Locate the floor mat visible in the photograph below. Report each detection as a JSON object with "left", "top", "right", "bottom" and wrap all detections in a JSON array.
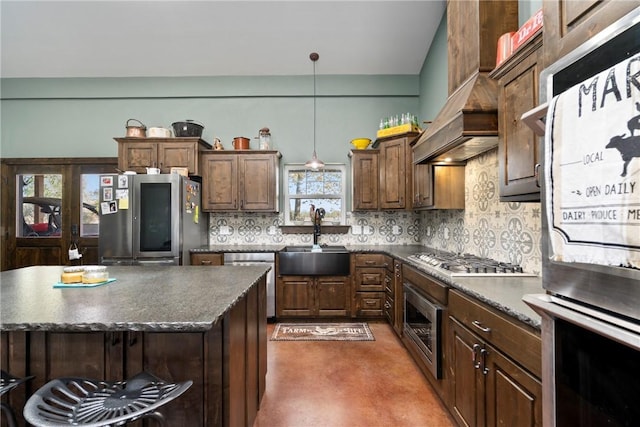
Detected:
[{"left": 270, "top": 322, "right": 375, "bottom": 341}]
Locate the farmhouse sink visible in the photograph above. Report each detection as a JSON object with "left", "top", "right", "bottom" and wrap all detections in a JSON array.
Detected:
[
  {"left": 278, "top": 246, "right": 350, "bottom": 276},
  {"left": 282, "top": 245, "right": 348, "bottom": 253}
]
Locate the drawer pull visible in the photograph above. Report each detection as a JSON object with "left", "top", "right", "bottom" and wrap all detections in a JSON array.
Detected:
[
  {"left": 364, "top": 300, "right": 377, "bottom": 306},
  {"left": 472, "top": 320, "right": 491, "bottom": 333},
  {"left": 201, "top": 260, "right": 212, "bottom": 265},
  {"left": 364, "top": 260, "right": 376, "bottom": 265}
]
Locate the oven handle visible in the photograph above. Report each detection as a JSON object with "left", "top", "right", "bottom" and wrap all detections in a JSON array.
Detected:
[{"left": 524, "top": 294, "right": 640, "bottom": 351}]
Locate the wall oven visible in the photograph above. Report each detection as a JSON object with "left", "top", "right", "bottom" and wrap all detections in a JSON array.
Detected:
[
  {"left": 524, "top": 7, "right": 640, "bottom": 427},
  {"left": 403, "top": 282, "right": 443, "bottom": 380}
]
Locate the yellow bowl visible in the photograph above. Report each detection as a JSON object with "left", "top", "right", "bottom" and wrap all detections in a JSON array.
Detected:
[{"left": 351, "top": 138, "right": 371, "bottom": 150}]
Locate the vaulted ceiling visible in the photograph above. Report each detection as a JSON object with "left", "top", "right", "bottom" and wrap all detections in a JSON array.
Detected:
[{"left": 1, "top": 1, "right": 446, "bottom": 78}]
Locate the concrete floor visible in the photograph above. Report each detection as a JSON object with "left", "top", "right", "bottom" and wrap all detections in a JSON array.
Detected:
[{"left": 253, "top": 322, "right": 456, "bottom": 427}]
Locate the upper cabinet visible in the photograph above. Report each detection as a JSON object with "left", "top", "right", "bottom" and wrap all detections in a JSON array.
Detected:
[
  {"left": 351, "top": 149, "right": 380, "bottom": 211},
  {"left": 543, "top": 1, "right": 638, "bottom": 65},
  {"left": 200, "top": 151, "right": 280, "bottom": 212},
  {"left": 115, "top": 137, "right": 212, "bottom": 175},
  {"left": 491, "top": 31, "right": 543, "bottom": 202},
  {"left": 413, "top": 162, "right": 465, "bottom": 210},
  {"left": 351, "top": 133, "right": 417, "bottom": 211}
]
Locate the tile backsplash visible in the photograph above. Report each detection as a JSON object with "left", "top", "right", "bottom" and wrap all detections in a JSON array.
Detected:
[{"left": 207, "top": 148, "right": 542, "bottom": 274}]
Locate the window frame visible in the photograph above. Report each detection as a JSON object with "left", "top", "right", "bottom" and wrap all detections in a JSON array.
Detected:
[{"left": 282, "top": 163, "right": 347, "bottom": 226}]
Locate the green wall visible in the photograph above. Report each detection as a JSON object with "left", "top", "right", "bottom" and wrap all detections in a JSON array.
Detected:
[
  {"left": 1, "top": 0, "right": 539, "bottom": 162},
  {"left": 0, "top": 75, "right": 419, "bottom": 162}
]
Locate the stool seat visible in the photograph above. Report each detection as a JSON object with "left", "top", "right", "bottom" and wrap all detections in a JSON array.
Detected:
[
  {"left": 1, "top": 371, "right": 34, "bottom": 427},
  {"left": 0, "top": 370, "right": 34, "bottom": 396},
  {"left": 24, "top": 371, "right": 192, "bottom": 427}
]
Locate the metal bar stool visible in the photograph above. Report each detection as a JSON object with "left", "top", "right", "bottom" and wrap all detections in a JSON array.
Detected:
[
  {"left": 1, "top": 370, "right": 34, "bottom": 427},
  {"left": 23, "top": 371, "right": 192, "bottom": 427}
]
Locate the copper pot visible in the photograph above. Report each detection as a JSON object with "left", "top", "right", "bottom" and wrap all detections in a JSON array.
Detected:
[
  {"left": 232, "top": 137, "right": 250, "bottom": 150},
  {"left": 125, "top": 119, "right": 146, "bottom": 138}
]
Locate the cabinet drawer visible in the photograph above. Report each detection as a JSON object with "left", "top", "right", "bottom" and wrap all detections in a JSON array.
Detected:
[
  {"left": 355, "top": 253, "right": 389, "bottom": 267},
  {"left": 354, "top": 292, "right": 385, "bottom": 317},
  {"left": 402, "top": 264, "right": 448, "bottom": 306},
  {"left": 190, "top": 253, "right": 224, "bottom": 266},
  {"left": 355, "top": 268, "right": 385, "bottom": 291},
  {"left": 449, "top": 290, "right": 541, "bottom": 377}
]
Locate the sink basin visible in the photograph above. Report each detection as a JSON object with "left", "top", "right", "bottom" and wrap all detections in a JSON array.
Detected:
[{"left": 278, "top": 246, "right": 350, "bottom": 275}]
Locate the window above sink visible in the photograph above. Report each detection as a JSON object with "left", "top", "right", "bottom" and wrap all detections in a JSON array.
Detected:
[{"left": 283, "top": 164, "right": 346, "bottom": 226}]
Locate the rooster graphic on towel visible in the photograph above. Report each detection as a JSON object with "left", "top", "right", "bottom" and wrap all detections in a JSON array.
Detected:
[{"left": 545, "top": 52, "right": 640, "bottom": 268}]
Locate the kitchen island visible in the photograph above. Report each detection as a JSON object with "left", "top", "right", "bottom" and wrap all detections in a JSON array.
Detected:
[{"left": 0, "top": 265, "right": 269, "bottom": 427}]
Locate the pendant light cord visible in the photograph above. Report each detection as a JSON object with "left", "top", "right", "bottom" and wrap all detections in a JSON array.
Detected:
[
  {"left": 306, "top": 52, "right": 323, "bottom": 169},
  {"left": 313, "top": 58, "right": 317, "bottom": 155}
]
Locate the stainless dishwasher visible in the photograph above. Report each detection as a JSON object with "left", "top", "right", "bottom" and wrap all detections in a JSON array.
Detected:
[{"left": 223, "top": 252, "right": 275, "bottom": 318}]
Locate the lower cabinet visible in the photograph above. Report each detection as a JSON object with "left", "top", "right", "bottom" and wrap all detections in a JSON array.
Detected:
[
  {"left": 352, "top": 253, "right": 390, "bottom": 318},
  {"left": 276, "top": 275, "right": 351, "bottom": 317},
  {"left": 448, "top": 290, "right": 542, "bottom": 427}
]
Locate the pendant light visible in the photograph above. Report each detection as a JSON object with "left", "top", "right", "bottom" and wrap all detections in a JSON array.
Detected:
[{"left": 305, "top": 52, "right": 325, "bottom": 169}]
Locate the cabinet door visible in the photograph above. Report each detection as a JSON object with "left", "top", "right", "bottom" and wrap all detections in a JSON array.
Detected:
[
  {"left": 118, "top": 142, "right": 158, "bottom": 173},
  {"left": 499, "top": 49, "right": 541, "bottom": 201},
  {"left": 485, "top": 344, "right": 542, "bottom": 427},
  {"left": 449, "top": 318, "right": 485, "bottom": 427},
  {"left": 276, "top": 275, "right": 314, "bottom": 317},
  {"left": 413, "top": 162, "right": 433, "bottom": 208},
  {"left": 202, "top": 154, "right": 238, "bottom": 211},
  {"left": 158, "top": 142, "right": 198, "bottom": 174},
  {"left": 351, "top": 150, "right": 379, "bottom": 210},
  {"left": 543, "top": 0, "right": 637, "bottom": 64},
  {"left": 238, "top": 154, "right": 277, "bottom": 211},
  {"left": 316, "top": 276, "right": 350, "bottom": 317},
  {"left": 379, "top": 138, "right": 408, "bottom": 209},
  {"left": 191, "top": 253, "right": 224, "bottom": 266}
]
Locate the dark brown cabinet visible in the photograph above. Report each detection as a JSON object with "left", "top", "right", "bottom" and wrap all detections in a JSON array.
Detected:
[
  {"left": 276, "top": 274, "right": 351, "bottom": 318},
  {"left": 350, "top": 149, "right": 379, "bottom": 210},
  {"left": 413, "top": 162, "right": 465, "bottom": 209},
  {"left": 352, "top": 253, "right": 391, "bottom": 317},
  {"left": 351, "top": 133, "right": 417, "bottom": 211},
  {"left": 200, "top": 151, "right": 280, "bottom": 212},
  {"left": 379, "top": 136, "right": 413, "bottom": 209},
  {"left": 190, "top": 252, "right": 224, "bottom": 266},
  {"left": 115, "top": 137, "right": 211, "bottom": 175},
  {"left": 542, "top": 0, "right": 638, "bottom": 65},
  {"left": 491, "top": 31, "right": 543, "bottom": 202},
  {"left": 448, "top": 290, "right": 542, "bottom": 427}
]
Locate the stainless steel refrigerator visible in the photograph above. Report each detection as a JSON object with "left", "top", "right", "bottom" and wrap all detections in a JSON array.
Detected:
[{"left": 98, "top": 174, "right": 207, "bottom": 265}]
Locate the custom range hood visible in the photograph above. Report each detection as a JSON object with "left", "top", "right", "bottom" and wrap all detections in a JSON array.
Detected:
[{"left": 413, "top": 0, "right": 518, "bottom": 164}]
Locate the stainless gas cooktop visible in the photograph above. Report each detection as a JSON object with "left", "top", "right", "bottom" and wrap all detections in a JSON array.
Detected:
[{"left": 408, "top": 251, "right": 537, "bottom": 277}]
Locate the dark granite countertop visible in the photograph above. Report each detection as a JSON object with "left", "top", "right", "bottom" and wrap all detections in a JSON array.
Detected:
[
  {"left": 346, "top": 245, "right": 543, "bottom": 329},
  {"left": 0, "top": 265, "right": 270, "bottom": 332},
  {"left": 193, "top": 244, "right": 543, "bottom": 328}
]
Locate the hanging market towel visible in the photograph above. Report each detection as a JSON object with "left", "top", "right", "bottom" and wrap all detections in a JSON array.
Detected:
[{"left": 544, "top": 52, "right": 640, "bottom": 269}]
